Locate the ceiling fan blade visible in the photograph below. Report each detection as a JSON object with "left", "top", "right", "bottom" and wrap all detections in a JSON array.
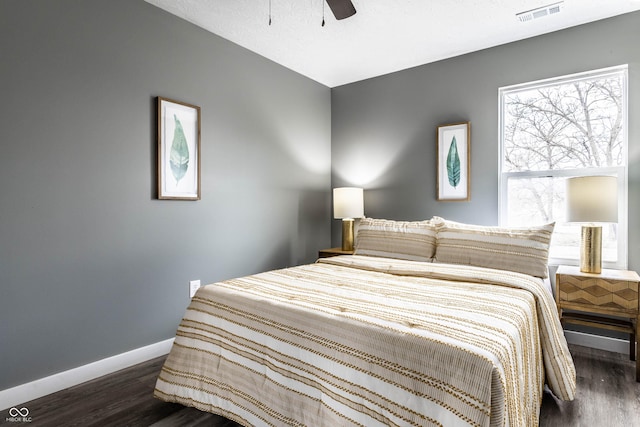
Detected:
[{"left": 325, "top": 0, "right": 356, "bottom": 20}]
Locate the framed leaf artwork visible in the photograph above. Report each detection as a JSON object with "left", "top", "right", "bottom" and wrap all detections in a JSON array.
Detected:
[
  {"left": 436, "top": 122, "right": 470, "bottom": 201},
  {"left": 157, "top": 97, "right": 201, "bottom": 200}
]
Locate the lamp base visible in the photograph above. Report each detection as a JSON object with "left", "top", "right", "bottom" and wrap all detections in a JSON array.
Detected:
[
  {"left": 580, "top": 225, "right": 602, "bottom": 274},
  {"left": 341, "top": 219, "right": 355, "bottom": 252}
]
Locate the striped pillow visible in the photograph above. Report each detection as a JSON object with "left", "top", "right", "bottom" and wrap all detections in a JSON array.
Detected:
[
  {"left": 432, "top": 216, "right": 554, "bottom": 278},
  {"left": 355, "top": 218, "right": 436, "bottom": 262}
]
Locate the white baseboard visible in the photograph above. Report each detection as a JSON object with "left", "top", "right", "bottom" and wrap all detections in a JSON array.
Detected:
[
  {"left": 564, "top": 330, "right": 630, "bottom": 354},
  {"left": 0, "top": 338, "right": 174, "bottom": 411}
]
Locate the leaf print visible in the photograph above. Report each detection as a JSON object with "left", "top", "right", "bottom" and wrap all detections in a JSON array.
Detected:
[
  {"left": 170, "top": 114, "right": 189, "bottom": 184},
  {"left": 446, "top": 136, "right": 461, "bottom": 188}
]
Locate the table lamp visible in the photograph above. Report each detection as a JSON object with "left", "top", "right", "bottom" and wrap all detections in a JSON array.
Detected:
[
  {"left": 333, "top": 187, "right": 364, "bottom": 251},
  {"left": 566, "top": 176, "right": 618, "bottom": 274}
]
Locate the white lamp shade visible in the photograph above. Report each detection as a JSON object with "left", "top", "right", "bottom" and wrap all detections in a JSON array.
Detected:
[
  {"left": 333, "top": 187, "right": 364, "bottom": 219},
  {"left": 566, "top": 176, "right": 618, "bottom": 223}
]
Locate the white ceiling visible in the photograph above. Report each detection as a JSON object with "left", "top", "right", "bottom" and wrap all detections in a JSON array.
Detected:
[{"left": 145, "top": 0, "right": 640, "bottom": 88}]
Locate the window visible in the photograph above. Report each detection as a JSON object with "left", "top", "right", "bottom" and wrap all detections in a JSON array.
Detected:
[{"left": 499, "top": 65, "right": 628, "bottom": 268}]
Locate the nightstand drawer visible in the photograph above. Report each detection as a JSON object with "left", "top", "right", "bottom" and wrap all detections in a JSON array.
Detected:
[
  {"left": 318, "top": 247, "right": 355, "bottom": 258},
  {"left": 557, "top": 273, "right": 639, "bottom": 315}
]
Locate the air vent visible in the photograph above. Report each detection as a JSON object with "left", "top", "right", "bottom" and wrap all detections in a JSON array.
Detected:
[{"left": 517, "top": 2, "right": 563, "bottom": 23}]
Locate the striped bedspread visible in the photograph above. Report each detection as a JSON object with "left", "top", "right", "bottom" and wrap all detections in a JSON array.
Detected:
[{"left": 154, "top": 255, "right": 576, "bottom": 426}]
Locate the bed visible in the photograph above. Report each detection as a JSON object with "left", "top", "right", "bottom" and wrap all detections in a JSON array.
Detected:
[{"left": 154, "top": 217, "right": 576, "bottom": 426}]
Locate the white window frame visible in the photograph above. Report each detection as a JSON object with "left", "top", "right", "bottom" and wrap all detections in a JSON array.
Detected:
[{"left": 498, "top": 65, "right": 628, "bottom": 269}]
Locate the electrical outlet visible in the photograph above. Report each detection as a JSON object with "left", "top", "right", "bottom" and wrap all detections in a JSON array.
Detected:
[{"left": 189, "top": 280, "right": 201, "bottom": 298}]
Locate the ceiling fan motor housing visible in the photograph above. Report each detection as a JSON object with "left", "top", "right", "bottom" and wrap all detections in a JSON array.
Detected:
[{"left": 326, "top": 0, "right": 356, "bottom": 20}]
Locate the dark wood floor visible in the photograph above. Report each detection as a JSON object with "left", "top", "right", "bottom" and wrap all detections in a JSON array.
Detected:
[{"left": 4, "top": 344, "right": 638, "bottom": 426}]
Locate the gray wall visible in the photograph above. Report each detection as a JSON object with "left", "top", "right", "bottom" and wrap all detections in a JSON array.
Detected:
[
  {"left": 0, "top": 0, "right": 331, "bottom": 390},
  {"left": 331, "top": 11, "right": 640, "bottom": 275}
]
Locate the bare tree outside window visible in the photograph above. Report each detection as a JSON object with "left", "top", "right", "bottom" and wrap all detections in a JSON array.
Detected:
[{"left": 499, "top": 66, "right": 628, "bottom": 267}]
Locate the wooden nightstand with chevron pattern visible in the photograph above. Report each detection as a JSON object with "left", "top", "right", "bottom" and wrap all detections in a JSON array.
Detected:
[{"left": 556, "top": 265, "right": 639, "bottom": 381}]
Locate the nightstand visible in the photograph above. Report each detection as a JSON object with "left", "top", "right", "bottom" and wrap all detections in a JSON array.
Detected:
[
  {"left": 318, "top": 247, "right": 355, "bottom": 258},
  {"left": 556, "top": 265, "right": 639, "bottom": 381}
]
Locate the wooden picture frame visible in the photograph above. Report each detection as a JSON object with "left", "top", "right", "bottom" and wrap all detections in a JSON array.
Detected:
[
  {"left": 437, "top": 121, "right": 470, "bottom": 201},
  {"left": 157, "top": 97, "right": 201, "bottom": 200}
]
